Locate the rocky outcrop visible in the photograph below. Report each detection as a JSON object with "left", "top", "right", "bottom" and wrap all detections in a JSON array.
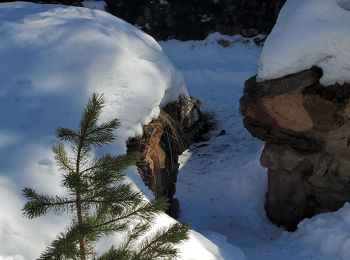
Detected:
[
  {"left": 240, "top": 66, "right": 350, "bottom": 231},
  {"left": 127, "top": 97, "right": 206, "bottom": 218},
  {"left": 105, "top": 0, "right": 286, "bottom": 40}
]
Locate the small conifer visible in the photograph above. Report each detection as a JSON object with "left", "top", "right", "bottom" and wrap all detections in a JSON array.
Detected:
[{"left": 22, "top": 93, "right": 189, "bottom": 259}]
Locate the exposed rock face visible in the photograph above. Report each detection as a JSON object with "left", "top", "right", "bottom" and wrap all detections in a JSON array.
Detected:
[
  {"left": 127, "top": 97, "right": 205, "bottom": 218},
  {"left": 105, "top": 0, "right": 286, "bottom": 40},
  {"left": 240, "top": 66, "right": 350, "bottom": 231}
]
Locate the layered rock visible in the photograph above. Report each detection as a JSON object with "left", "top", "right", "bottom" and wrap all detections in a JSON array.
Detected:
[
  {"left": 127, "top": 97, "right": 205, "bottom": 218},
  {"left": 240, "top": 66, "right": 350, "bottom": 230}
]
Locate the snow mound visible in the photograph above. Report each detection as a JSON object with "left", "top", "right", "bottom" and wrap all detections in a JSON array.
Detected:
[
  {"left": 257, "top": 0, "right": 350, "bottom": 86},
  {"left": 296, "top": 203, "right": 350, "bottom": 260},
  {"left": 0, "top": 3, "right": 219, "bottom": 259},
  {"left": 0, "top": 1, "right": 188, "bottom": 141}
]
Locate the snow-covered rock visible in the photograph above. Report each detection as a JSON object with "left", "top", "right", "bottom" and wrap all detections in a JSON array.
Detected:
[
  {"left": 258, "top": 0, "right": 350, "bottom": 86},
  {"left": 0, "top": 1, "right": 188, "bottom": 142},
  {"left": 241, "top": 64, "right": 350, "bottom": 231},
  {"left": 0, "top": 3, "right": 234, "bottom": 259}
]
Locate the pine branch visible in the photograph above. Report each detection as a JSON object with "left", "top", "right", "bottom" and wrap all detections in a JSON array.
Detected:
[
  {"left": 38, "top": 222, "right": 98, "bottom": 260},
  {"left": 81, "top": 152, "right": 139, "bottom": 180},
  {"left": 22, "top": 188, "right": 75, "bottom": 218},
  {"left": 80, "top": 93, "right": 105, "bottom": 134},
  {"left": 92, "top": 199, "right": 168, "bottom": 231},
  {"left": 132, "top": 223, "right": 189, "bottom": 260},
  {"left": 97, "top": 246, "right": 131, "bottom": 260},
  {"left": 56, "top": 128, "right": 79, "bottom": 144},
  {"left": 86, "top": 184, "right": 143, "bottom": 209},
  {"left": 85, "top": 118, "right": 120, "bottom": 147},
  {"left": 97, "top": 223, "right": 149, "bottom": 260},
  {"left": 87, "top": 119, "right": 120, "bottom": 136},
  {"left": 38, "top": 230, "right": 79, "bottom": 260},
  {"left": 53, "top": 144, "right": 75, "bottom": 173},
  {"left": 122, "top": 222, "right": 151, "bottom": 250}
]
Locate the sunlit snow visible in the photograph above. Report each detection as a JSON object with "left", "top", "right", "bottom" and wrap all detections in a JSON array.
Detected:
[{"left": 258, "top": 0, "right": 350, "bottom": 86}]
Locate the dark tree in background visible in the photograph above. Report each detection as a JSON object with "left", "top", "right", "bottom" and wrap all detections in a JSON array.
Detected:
[
  {"left": 22, "top": 93, "right": 189, "bottom": 259},
  {"left": 104, "top": 0, "right": 286, "bottom": 40},
  {"left": 0, "top": 0, "right": 286, "bottom": 41}
]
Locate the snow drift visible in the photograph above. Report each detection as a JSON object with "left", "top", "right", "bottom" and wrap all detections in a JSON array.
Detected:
[
  {"left": 0, "top": 1, "right": 188, "bottom": 141},
  {"left": 295, "top": 203, "right": 350, "bottom": 260},
  {"left": 0, "top": 2, "right": 243, "bottom": 259},
  {"left": 257, "top": 0, "right": 350, "bottom": 86}
]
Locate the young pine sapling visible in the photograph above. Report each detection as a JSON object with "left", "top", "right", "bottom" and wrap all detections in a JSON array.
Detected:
[{"left": 22, "top": 93, "right": 189, "bottom": 260}]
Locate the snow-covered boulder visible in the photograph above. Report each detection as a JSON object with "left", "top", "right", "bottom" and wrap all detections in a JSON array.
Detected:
[
  {"left": 241, "top": 64, "right": 350, "bottom": 231},
  {"left": 240, "top": 0, "right": 350, "bottom": 231},
  {"left": 258, "top": 0, "right": 350, "bottom": 86},
  {"left": 0, "top": 1, "right": 188, "bottom": 142},
  {"left": 0, "top": 2, "right": 237, "bottom": 259}
]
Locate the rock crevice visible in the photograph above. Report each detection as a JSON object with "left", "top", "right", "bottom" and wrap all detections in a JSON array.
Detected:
[{"left": 127, "top": 97, "right": 205, "bottom": 218}]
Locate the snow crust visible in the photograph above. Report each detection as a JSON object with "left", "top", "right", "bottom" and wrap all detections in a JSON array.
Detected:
[{"left": 257, "top": 0, "right": 350, "bottom": 86}]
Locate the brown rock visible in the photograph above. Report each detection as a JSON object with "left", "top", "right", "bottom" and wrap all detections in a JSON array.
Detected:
[
  {"left": 265, "top": 169, "right": 312, "bottom": 231},
  {"left": 342, "top": 101, "right": 350, "bottom": 119},
  {"left": 261, "top": 144, "right": 314, "bottom": 172},
  {"left": 240, "top": 66, "right": 350, "bottom": 230},
  {"left": 127, "top": 97, "right": 205, "bottom": 218},
  {"left": 262, "top": 94, "right": 313, "bottom": 132},
  {"left": 325, "top": 122, "right": 350, "bottom": 158}
]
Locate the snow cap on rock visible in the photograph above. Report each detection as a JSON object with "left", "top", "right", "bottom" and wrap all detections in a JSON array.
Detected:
[{"left": 257, "top": 0, "right": 350, "bottom": 86}]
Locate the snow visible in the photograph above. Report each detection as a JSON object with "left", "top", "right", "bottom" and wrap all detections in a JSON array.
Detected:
[
  {"left": 0, "top": 2, "right": 188, "bottom": 142},
  {"left": 295, "top": 203, "right": 350, "bottom": 260},
  {"left": 257, "top": 0, "right": 350, "bottom": 86},
  {"left": 181, "top": 230, "right": 246, "bottom": 260},
  {"left": 0, "top": 3, "right": 221, "bottom": 259},
  {"left": 1, "top": 2, "right": 350, "bottom": 260},
  {"left": 95, "top": 211, "right": 247, "bottom": 260},
  {"left": 160, "top": 33, "right": 345, "bottom": 260}
]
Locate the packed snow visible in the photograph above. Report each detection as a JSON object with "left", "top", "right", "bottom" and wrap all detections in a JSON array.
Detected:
[
  {"left": 257, "top": 0, "right": 350, "bottom": 86},
  {"left": 1, "top": 2, "right": 350, "bottom": 260}
]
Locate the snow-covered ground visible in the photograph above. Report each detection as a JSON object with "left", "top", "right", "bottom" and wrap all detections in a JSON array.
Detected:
[
  {"left": 258, "top": 0, "right": 350, "bottom": 86},
  {"left": 0, "top": 3, "right": 233, "bottom": 259},
  {"left": 160, "top": 33, "right": 349, "bottom": 260},
  {"left": 1, "top": 2, "right": 350, "bottom": 260}
]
